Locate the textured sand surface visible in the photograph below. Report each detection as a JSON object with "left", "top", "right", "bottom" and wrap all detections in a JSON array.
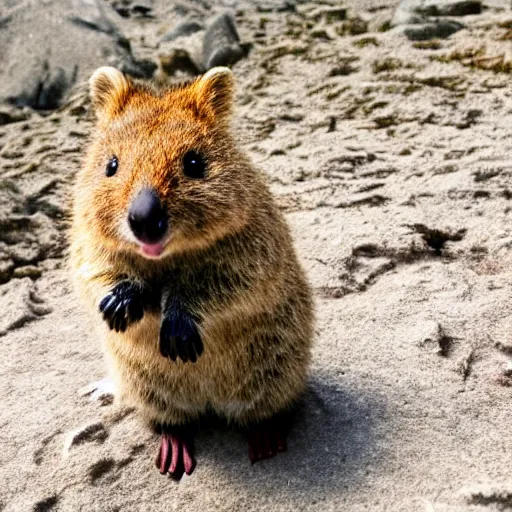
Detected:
[{"left": 2, "top": 1, "right": 512, "bottom": 511}]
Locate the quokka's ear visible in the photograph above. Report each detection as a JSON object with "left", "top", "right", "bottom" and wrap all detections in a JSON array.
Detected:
[
  {"left": 89, "top": 66, "right": 133, "bottom": 122},
  {"left": 192, "top": 66, "right": 235, "bottom": 125}
]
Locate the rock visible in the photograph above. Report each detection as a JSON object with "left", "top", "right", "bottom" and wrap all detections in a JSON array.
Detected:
[
  {"left": 0, "top": 105, "right": 30, "bottom": 126},
  {"left": 255, "top": 0, "right": 297, "bottom": 13},
  {"left": 111, "top": 1, "right": 154, "bottom": 18},
  {"left": 12, "top": 265, "right": 42, "bottom": 279},
  {"left": 160, "top": 20, "right": 204, "bottom": 42},
  {"left": 131, "top": 2, "right": 153, "bottom": 17},
  {"left": 159, "top": 49, "right": 201, "bottom": 76},
  {"left": 396, "top": 20, "right": 464, "bottom": 40},
  {"left": 390, "top": 0, "right": 475, "bottom": 40},
  {"left": 203, "top": 13, "right": 246, "bottom": 70},
  {"left": 308, "top": 6, "right": 347, "bottom": 23},
  {"left": 111, "top": 2, "right": 131, "bottom": 18},
  {"left": 338, "top": 16, "right": 369, "bottom": 36},
  {"left": 392, "top": 0, "right": 481, "bottom": 25},
  {"left": 0, "top": 0, "right": 156, "bottom": 110},
  {"left": 67, "top": 0, "right": 122, "bottom": 36},
  {"left": 157, "top": 18, "right": 206, "bottom": 76},
  {"left": 14, "top": 63, "right": 73, "bottom": 111},
  {"left": 420, "top": 0, "right": 481, "bottom": 16},
  {"left": 157, "top": 20, "right": 208, "bottom": 76},
  {"left": 118, "top": 58, "right": 157, "bottom": 80}
]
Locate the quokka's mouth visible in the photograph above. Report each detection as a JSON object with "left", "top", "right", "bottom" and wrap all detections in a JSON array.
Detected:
[{"left": 139, "top": 242, "right": 165, "bottom": 258}]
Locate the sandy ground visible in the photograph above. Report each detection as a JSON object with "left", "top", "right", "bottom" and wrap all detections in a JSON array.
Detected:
[{"left": 2, "top": 0, "right": 512, "bottom": 511}]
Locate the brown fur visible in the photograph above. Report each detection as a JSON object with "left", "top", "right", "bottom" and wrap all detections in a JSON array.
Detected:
[{"left": 70, "top": 66, "right": 314, "bottom": 428}]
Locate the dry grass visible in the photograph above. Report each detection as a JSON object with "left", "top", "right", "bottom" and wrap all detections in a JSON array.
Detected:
[
  {"left": 335, "top": 16, "right": 368, "bottom": 36},
  {"left": 353, "top": 36, "right": 379, "bottom": 48},
  {"left": 372, "top": 57, "right": 403, "bottom": 74},
  {"left": 497, "top": 21, "right": 512, "bottom": 41},
  {"left": 433, "top": 45, "right": 512, "bottom": 74}
]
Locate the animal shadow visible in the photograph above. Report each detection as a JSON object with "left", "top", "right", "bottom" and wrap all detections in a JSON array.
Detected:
[{"left": 196, "top": 373, "right": 388, "bottom": 502}]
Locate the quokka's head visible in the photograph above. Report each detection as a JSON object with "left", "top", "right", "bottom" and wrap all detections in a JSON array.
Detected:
[{"left": 77, "top": 66, "right": 257, "bottom": 259}]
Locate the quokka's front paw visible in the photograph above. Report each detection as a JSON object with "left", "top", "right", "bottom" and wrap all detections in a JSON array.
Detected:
[
  {"left": 159, "top": 308, "right": 203, "bottom": 363},
  {"left": 99, "top": 281, "right": 145, "bottom": 332}
]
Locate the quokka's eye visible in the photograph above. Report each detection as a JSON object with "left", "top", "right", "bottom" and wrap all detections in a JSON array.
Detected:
[
  {"left": 183, "top": 150, "right": 207, "bottom": 179},
  {"left": 105, "top": 156, "right": 118, "bottom": 177}
]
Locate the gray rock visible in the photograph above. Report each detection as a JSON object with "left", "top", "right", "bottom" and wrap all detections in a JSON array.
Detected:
[
  {"left": 254, "top": 0, "right": 296, "bottom": 13},
  {"left": 131, "top": 2, "right": 153, "bottom": 17},
  {"left": 109, "top": 0, "right": 154, "bottom": 18},
  {"left": 309, "top": 6, "right": 347, "bottom": 23},
  {"left": 392, "top": 0, "right": 481, "bottom": 24},
  {"left": 0, "top": 105, "right": 30, "bottom": 126},
  {"left": 391, "top": 0, "right": 479, "bottom": 39},
  {"left": 396, "top": 20, "right": 465, "bottom": 40},
  {"left": 159, "top": 49, "right": 201, "bottom": 76},
  {"left": 421, "top": 0, "right": 481, "bottom": 16},
  {"left": 68, "top": 0, "right": 121, "bottom": 36},
  {"left": 0, "top": 0, "right": 156, "bottom": 110},
  {"left": 161, "top": 20, "right": 204, "bottom": 42},
  {"left": 158, "top": 26, "right": 205, "bottom": 75},
  {"left": 13, "top": 62, "right": 76, "bottom": 111},
  {"left": 203, "top": 12, "right": 246, "bottom": 70}
]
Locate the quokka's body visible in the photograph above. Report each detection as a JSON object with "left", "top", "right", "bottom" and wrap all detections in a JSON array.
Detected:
[{"left": 70, "top": 66, "right": 314, "bottom": 477}]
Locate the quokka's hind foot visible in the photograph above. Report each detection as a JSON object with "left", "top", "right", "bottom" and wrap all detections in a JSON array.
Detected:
[
  {"left": 246, "top": 412, "right": 293, "bottom": 464},
  {"left": 155, "top": 424, "right": 197, "bottom": 479}
]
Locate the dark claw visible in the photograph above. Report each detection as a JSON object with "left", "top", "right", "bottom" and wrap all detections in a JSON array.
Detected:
[
  {"left": 99, "top": 281, "right": 145, "bottom": 332},
  {"left": 114, "top": 307, "right": 124, "bottom": 332},
  {"left": 186, "top": 339, "right": 197, "bottom": 363},
  {"left": 168, "top": 342, "right": 178, "bottom": 362},
  {"left": 119, "top": 316, "right": 128, "bottom": 333},
  {"left": 159, "top": 308, "right": 203, "bottom": 363},
  {"left": 113, "top": 301, "right": 125, "bottom": 317},
  {"left": 128, "top": 300, "right": 143, "bottom": 323},
  {"left": 99, "top": 294, "right": 118, "bottom": 316},
  {"left": 99, "top": 295, "right": 109, "bottom": 312},
  {"left": 174, "top": 335, "right": 186, "bottom": 362}
]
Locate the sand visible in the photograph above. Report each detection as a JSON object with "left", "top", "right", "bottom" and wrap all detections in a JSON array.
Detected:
[{"left": 1, "top": 0, "right": 512, "bottom": 511}]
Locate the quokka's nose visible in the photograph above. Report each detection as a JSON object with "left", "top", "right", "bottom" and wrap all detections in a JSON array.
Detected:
[{"left": 128, "top": 189, "right": 168, "bottom": 244}]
